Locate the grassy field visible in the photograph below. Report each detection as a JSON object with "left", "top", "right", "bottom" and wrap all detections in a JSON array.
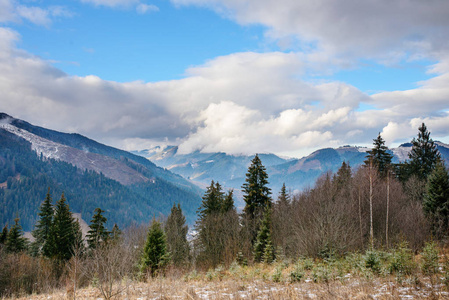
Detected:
[{"left": 6, "top": 244, "right": 449, "bottom": 300}]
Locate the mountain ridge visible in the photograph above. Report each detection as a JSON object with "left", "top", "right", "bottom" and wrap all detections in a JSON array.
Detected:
[
  {"left": 0, "top": 113, "right": 202, "bottom": 230},
  {"left": 134, "top": 140, "right": 449, "bottom": 205}
]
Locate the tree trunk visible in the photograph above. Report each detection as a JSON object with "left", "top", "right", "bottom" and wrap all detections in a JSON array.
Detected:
[
  {"left": 386, "top": 170, "right": 390, "bottom": 249},
  {"left": 369, "top": 160, "right": 374, "bottom": 248}
]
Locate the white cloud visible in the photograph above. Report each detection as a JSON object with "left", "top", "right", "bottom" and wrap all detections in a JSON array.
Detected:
[
  {"left": 80, "top": 0, "right": 140, "bottom": 7},
  {"left": 0, "top": 1, "right": 73, "bottom": 27},
  {"left": 16, "top": 5, "right": 52, "bottom": 26},
  {"left": 171, "top": 0, "right": 449, "bottom": 63},
  {"left": 0, "top": 28, "right": 448, "bottom": 157},
  {"left": 136, "top": 3, "right": 159, "bottom": 14},
  {"left": 0, "top": 0, "right": 16, "bottom": 23}
]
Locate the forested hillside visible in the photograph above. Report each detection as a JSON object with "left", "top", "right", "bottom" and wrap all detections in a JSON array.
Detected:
[{"left": 0, "top": 115, "right": 202, "bottom": 230}]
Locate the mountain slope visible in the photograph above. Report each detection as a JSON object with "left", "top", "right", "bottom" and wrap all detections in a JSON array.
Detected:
[
  {"left": 0, "top": 113, "right": 202, "bottom": 230},
  {"left": 137, "top": 142, "right": 449, "bottom": 204}
]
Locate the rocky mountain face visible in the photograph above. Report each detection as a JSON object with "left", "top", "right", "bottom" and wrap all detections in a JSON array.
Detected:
[{"left": 0, "top": 113, "right": 202, "bottom": 230}]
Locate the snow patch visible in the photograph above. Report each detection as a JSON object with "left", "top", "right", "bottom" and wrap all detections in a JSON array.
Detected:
[{"left": 0, "top": 123, "right": 64, "bottom": 160}]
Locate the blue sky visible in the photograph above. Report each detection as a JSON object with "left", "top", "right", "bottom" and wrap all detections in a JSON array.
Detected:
[{"left": 1, "top": 0, "right": 449, "bottom": 157}]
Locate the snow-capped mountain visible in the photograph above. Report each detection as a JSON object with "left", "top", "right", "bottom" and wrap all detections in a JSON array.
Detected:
[{"left": 134, "top": 142, "right": 449, "bottom": 204}]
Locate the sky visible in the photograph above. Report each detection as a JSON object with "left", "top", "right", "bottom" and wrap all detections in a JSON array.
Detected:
[{"left": 1, "top": 0, "right": 449, "bottom": 158}]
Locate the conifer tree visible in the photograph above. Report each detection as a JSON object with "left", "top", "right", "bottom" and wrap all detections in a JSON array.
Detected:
[
  {"left": 408, "top": 123, "right": 441, "bottom": 181},
  {"left": 364, "top": 133, "right": 392, "bottom": 178},
  {"left": 221, "top": 189, "right": 235, "bottom": 213},
  {"left": 32, "top": 188, "right": 54, "bottom": 255},
  {"left": 197, "top": 181, "right": 224, "bottom": 219},
  {"left": 423, "top": 160, "right": 449, "bottom": 237},
  {"left": 165, "top": 203, "right": 189, "bottom": 265},
  {"left": 141, "top": 219, "right": 168, "bottom": 277},
  {"left": 253, "top": 207, "right": 274, "bottom": 263},
  {"left": 277, "top": 183, "right": 290, "bottom": 207},
  {"left": 0, "top": 225, "right": 7, "bottom": 244},
  {"left": 242, "top": 154, "right": 272, "bottom": 220},
  {"left": 195, "top": 183, "right": 239, "bottom": 267},
  {"left": 110, "top": 223, "right": 121, "bottom": 241},
  {"left": 72, "top": 219, "right": 85, "bottom": 255},
  {"left": 87, "top": 208, "right": 109, "bottom": 249},
  {"left": 47, "top": 193, "right": 78, "bottom": 261},
  {"left": 5, "top": 217, "right": 27, "bottom": 253}
]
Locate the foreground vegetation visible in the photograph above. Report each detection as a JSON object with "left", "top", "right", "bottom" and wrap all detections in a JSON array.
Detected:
[
  {"left": 1, "top": 122, "right": 449, "bottom": 299},
  {"left": 3, "top": 242, "right": 449, "bottom": 299}
]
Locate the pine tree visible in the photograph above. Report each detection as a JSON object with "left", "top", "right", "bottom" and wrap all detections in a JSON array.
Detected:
[
  {"left": 141, "top": 219, "right": 169, "bottom": 277},
  {"left": 72, "top": 219, "right": 85, "bottom": 255},
  {"left": 0, "top": 225, "right": 7, "bottom": 244},
  {"left": 408, "top": 123, "right": 441, "bottom": 181},
  {"left": 221, "top": 189, "right": 235, "bottom": 213},
  {"left": 197, "top": 181, "right": 224, "bottom": 219},
  {"left": 5, "top": 217, "right": 27, "bottom": 253},
  {"left": 277, "top": 183, "right": 290, "bottom": 207},
  {"left": 87, "top": 208, "right": 109, "bottom": 249},
  {"left": 47, "top": 193, "right": 78, "bottom": 261},
  {"left": 423, "top": 160, "right": 449, "bottom": 237},
  {"left": 165, "top": 203, "right": 189, "bottom": 265},
  {"left": 242, "top": 154, "right": 272, "bottom": 220},
  {"left": 110, "top": 223, "right": 121, "bottom": 241},
  {"left": 253, "top": 207, "right": 274, "bottom": 263},
  {"left": 364, "top": 133, "right": 392, "bottom": 178},
  {"left": 32, "top": 187, "right": 54, "bottom": 255},
  {"left": 195, "top": 183, "right": 239, "bottom": 267}
]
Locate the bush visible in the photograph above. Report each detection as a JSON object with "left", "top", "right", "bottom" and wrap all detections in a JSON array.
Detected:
[
  {"left": 388, "top": 242, "right": 415, "bottom": 276},
  {"left": 289, "top": 263, "right": 304, "bottom": 282},
  {"left": 420, "top": 241, "right": 439, "bottom": 276},
  {"left": 271, "top": 266, "right": 283, "bottom": 282},
  {"left": 364, "top": 250, "right": 382, "bottom": 274}
]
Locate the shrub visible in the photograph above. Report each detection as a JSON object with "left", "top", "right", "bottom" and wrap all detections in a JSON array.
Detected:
[
  {"left": 388, "top": 242, "right": 415, "bottom": 276},
  {"left": 289, "top": 264, "right": 304, "bottom": 282},
  {"left": 420, "top": 241, "right": 439, "bottom": 276},
  {"left": 364, "top": 250, "right": 382, "bottom": 274}
]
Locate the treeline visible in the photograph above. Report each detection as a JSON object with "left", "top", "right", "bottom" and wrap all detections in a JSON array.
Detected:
[
  {"left": 1, "top": 122, "right": 448, "bottom": 298},
  {"left": 190, "top": 122, "right": 448, "bottom": 268}
]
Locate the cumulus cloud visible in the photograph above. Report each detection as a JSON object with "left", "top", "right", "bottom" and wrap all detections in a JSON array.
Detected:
[{"left": 0, "top": 27, "right": 448, "bottom": 157}]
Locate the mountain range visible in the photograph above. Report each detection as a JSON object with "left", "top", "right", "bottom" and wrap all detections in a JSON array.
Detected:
[
  {"left": 2, "top": 112, "right": 449, "bottom": 230},
  {"left": 134, "top": 141, "right": 449, "bottom": 208},
  {"left": 0, "top": 113, "right": 202, "bottom": 230}
]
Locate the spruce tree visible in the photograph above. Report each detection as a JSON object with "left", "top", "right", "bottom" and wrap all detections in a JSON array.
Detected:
[
  {"left": 408, "top": 123, "right": 441, "bottom": 181},
  {"left": 87, "top": 208, "right": 109, "bottom": 249},
  {"left": 32, "top": 188, "right": 54, "bottom": 255},
  {"left": 0, "top": 225, "right": 7, "bottom": 244},
  {"left": 5, "top": 217, "right": 27, "bottom": 253},
  {"left": 72, "top": 219, "right": 85, "bottom": 255},
  {"left": 47, "top": 193, "right": 78, "bottom": 261},
  {"left": 110, "top": 223, "right": 121, "bottom": 241},
  {"left": 423, "top": 160, "right": 449, "bottom": 237},
  {"left": 221, "top": 189, "right": 235, "bottom": 213},
  {"left": 165, "top": 203, "right": 189, "bottom": 265},
  {"left": 364, "top": 133, "right": 392, "bottom": 178},
  {"left": 141, "top": 220, "right": 168, "bottom": 277},
  {"left": 253, "top": 207, "right": 274, "bottom": 263},
  {"left": 242, "top": 154, "right": 272, "bottom": 220},
  {"left": 277, "top": 183, "right": 290, "bottom": 207},
  {"left": 197, "top": 181, "right": 224, "bottom": 219}
]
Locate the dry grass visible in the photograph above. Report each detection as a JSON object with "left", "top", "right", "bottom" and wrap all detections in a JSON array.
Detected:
[{"left": 6, "top": 264, "right": 449, "bottom": 300}]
